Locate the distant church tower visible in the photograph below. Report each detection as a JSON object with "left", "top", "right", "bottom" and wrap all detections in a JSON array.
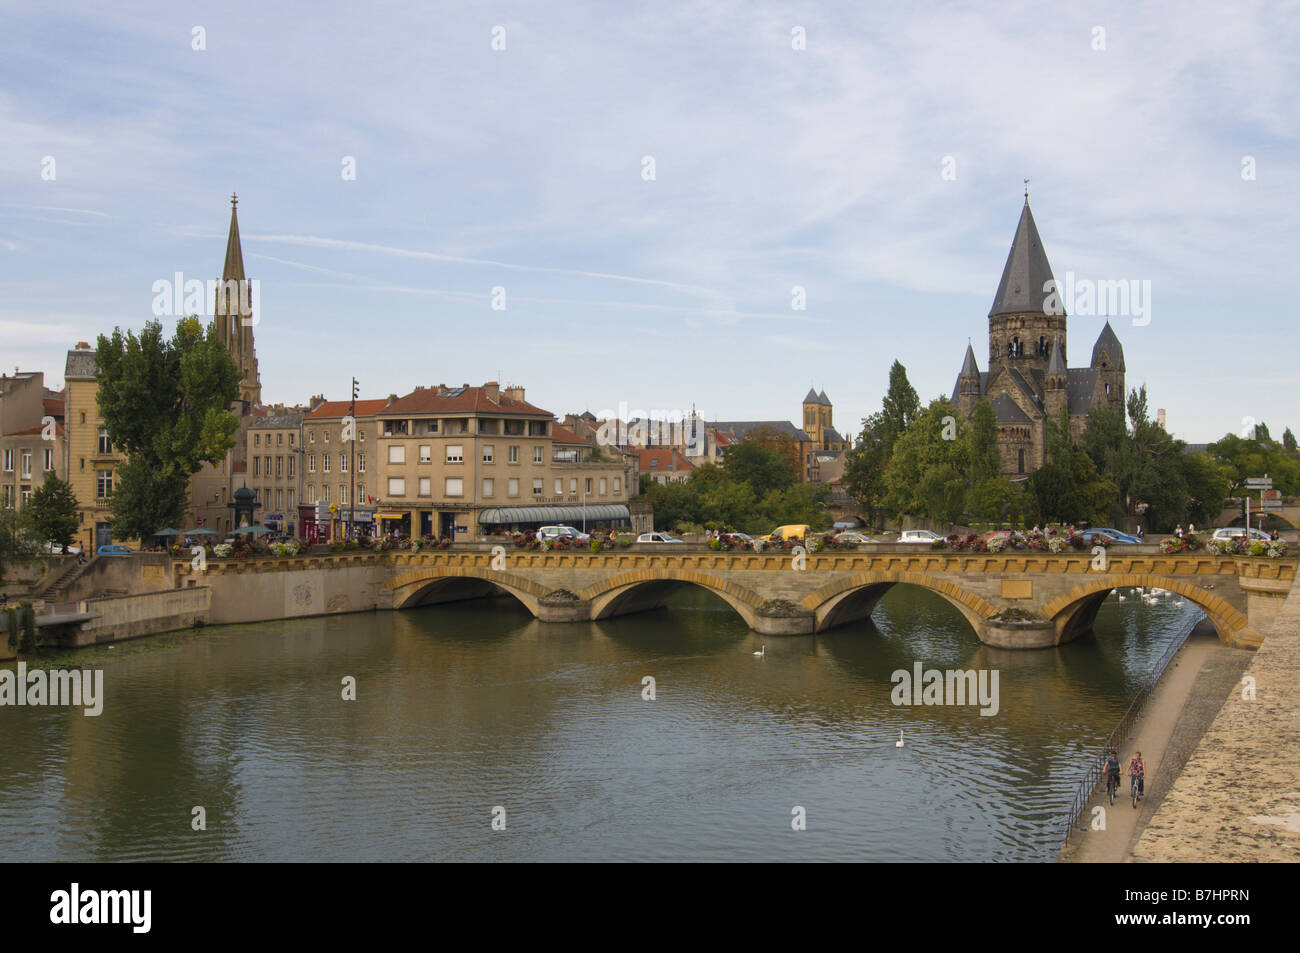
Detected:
[{"left": 215, "top": 194, "right": 261, "bottom": 406}]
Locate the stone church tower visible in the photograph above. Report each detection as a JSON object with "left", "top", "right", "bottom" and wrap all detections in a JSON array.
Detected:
[
  {"left": 215, "top": 194, "right": 261, "bottom": 406},
  {"left": 951, "top": 199, "right": 1127, "bottom": 479}
]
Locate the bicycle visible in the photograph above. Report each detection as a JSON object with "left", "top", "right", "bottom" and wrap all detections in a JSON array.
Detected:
[
  {"left": 1131, "top": 773, "right": 1142, "bottom": 809},
  {"left": 1106, "top": 770, "right": 1119, "bottom": 806}
]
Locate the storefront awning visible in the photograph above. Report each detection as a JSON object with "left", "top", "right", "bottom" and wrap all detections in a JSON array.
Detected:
[
  {"left": 375, "top": 512, "right": 407, "bottom": 520},
  {"left": 478, "top": 504, "right": 631, "bottom": 525}
]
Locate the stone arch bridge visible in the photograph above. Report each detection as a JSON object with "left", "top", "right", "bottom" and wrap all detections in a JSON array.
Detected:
[
  {"left": 174, "top": 547, "right": 1295, "bottom": 649},
  {"left": 374, "top": 547, "right": 1294, "bottom": 649}
]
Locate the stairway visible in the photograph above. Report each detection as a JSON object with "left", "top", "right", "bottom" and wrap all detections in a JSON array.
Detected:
[{"left": 40, "top": 558, "right": 90, "bottom": 602}]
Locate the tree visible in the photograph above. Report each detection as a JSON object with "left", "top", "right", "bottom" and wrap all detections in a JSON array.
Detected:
[
  {"left": 842, "top": 416, "right": 888, "bottom": 528},
  {"left": 881, "top": 398, "right": 968, "bottom": 520},
  {"left": 1027, "top": 462, "right": 1077, "bottom": 524},
  {"left": 723, "top": 437, "right": 796, "bottom": 497},
  {"left": 1254, "top": 421, "right": 1272, "bottom": 443},
  {"left": 95, "top": 316, "right": 241, "bottom": 540},
  {"left": 0, "top": 507, "right": 38, "bottom": 585},
  {"left": 876, "top": 360, "right": 921, "bottom": 456},
  {"left": 966, "top": 399, "right": 1001, "bottom": 487},
  {"left": 1284, "top": 427, "right": 1297, "bottom": 453},
  {"left": 24, "top": 477, "right": 78, "bottom": 549}
]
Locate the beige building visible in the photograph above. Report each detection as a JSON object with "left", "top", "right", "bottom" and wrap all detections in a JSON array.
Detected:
[
  {"left": 63, "top": 344, "right": 131, "bottom": 551},
  {"left": 300, "top": 396, "right": 389, "bottom": 540},
  {"left": 247, "top": 411, "right": 304, "bottom": 535},
  {"left": 0, "top": 371, "right": 66, "bottom": 513},
  {"left": 371, "top": 382, "right": 632, "bottom": 539}
]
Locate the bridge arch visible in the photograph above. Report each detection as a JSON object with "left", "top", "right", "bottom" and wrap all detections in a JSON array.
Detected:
[
  {"left": 800, "top": 572, "right": 997, "bottom": 638},
  {"left": 583, "top": 570, "right": 764, "bottom": 627},
  {"left": 386, "top": 567, "right": 549, "bottom": 616},
  {"left": 1041, "top": 575, "right": 1256, "bottom": 647}
]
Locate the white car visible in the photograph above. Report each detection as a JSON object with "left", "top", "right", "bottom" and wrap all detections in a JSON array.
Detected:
[
  {"left": 897, "top": 529, "right": 944, "bottom": 544},
  {"left": 539, "top": 525, "right": 591, "bottom": 542},
  {"left": 636, "top": 532, "right": 683, "bottom": 543},
  {"left": 835, "top": 532, "right": 872, "bottom": 545},
  {"left": 1210, "top": 527, "right": 1271, "bottom": 542}
]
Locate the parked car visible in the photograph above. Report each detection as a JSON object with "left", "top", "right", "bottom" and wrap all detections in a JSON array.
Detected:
[
  {"left": 983, "top": 530, "right": 1027, "bottom": 545},
  {"left": 1083, "top": 527, "right": 1140, "bottom": 544},
  {"left": 724, "top": 532, "right": 756, "bottom": 545},
  {"left": 96, "top": 544, "right": 135, "bottom": 556},
  {"left": 1211, "top": 527, "right": 1271, "bottom": 542},
  {"left": 539, "top": 525, "right": 591, "bottom": 542},
  {"left": 42, "top": 542, "right": 82, "bottom": 555},
  {"left": 761, "top": 524, "right": 811, "bottom": 544},
  {"left": 835, "top": 532, "right": 872, "bottom": 545},
  {"left": 636, "top": 532, "right": 683, "bottom": 543},
  {"left": 897, "top": 530, "right": 943, "bottom": 544}
]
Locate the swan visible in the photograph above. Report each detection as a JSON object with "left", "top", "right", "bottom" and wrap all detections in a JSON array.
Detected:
[
  {"left": 753, "top": 645, "right": 765, "bottom": 657},
  {"left": 896, "top": 730, "right": 905, "bottom": 748}
]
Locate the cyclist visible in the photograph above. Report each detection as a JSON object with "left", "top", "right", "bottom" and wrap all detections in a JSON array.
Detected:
[
  {"left": 1128, "top": 751, "right": 1146, "bottom": 800},
  {"left": 1104, "top": 751, "right": 1121, "bottom": 795}
]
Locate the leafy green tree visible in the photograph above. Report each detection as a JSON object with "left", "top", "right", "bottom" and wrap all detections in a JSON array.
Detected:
[
  {"left": 1283, "top": 427, "right": 1297, "bottom": 453},
  {"left": 24, "top": 477, "right": 79, "bottom": 549},
  {"left": 842, "top": 417, "right": 888, "bottom": 528},
  {"left": 723, "top": 438, "right": 796, "bottom": 497},
  {"left": 0, "top": 507, "right": 38, "bottom": 585},
  {"left": 967, "top": 399, "right": 1001, "bottom": 484},
  {"left": 882, "top": 398, "right": 968, "bottom": 520},
  {"left": 876, "top": 360, "right": 921, "bottom": 456},
  {"left": 95, "top": 316, "right": 241, "bottom": 540},
  {"left": 967, "top": 477, "right": 1028, "bottom": 524},
  {"left": 1207, "top": 431, "right": 1300, "bottom": 497},
  {"left": 1027, "top": 462, "right": 1077, "bottom": 524},
  {"left": 1254, "top": 421, "right": 1272, "bottom": 443},
  {"left": 1181, "top": 452, "right": 1232, "bottom": 528}
]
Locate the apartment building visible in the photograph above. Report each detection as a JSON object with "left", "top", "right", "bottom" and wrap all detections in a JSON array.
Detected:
[
  {"left": 373, "top": 382, "right": 631, "bottom": 538},
  {"left": 0, "top": 371, "right": 66, "bottom": 512},
  {"left": 63, "top": 343, "right": 130, "bottom": 551},
  {"left": 247, "top": 412, "right": 304, "bottom": 535},
  {"left": 299, "top": 396, "right": 389, "bottom": 540}
]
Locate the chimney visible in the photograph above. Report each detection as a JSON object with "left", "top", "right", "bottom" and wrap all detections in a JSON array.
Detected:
[
  {"left": 484, "top": 381, "right": 500, "bottom": 403},
  {"left": 1157, "top": 409, "right": 1167, "bottom": 431},
  {"left": 76, "top": 341, "right": 91, "bottom": 350},
  {"left": 504, "top": 385, "right": 525, "bottom": 403},
  {"left": 309, "top": 394, "right": 327, "bottom": 411}
]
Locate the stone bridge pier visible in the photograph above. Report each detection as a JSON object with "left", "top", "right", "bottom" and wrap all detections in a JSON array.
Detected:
[{"left": 382, "top": 548, "right": 1296, "bottom": 650}]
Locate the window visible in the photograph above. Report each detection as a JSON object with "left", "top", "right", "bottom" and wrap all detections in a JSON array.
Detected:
[
  {"left": 599, "top": 477, "right": 607, "bottom": 495},
  {"left": 276, "top": 457, "right": 283, "bottom": 478},
  {"left": 388, "top": 477, "right": 406, "bottom": 496},
  {"left": 340, "top": 484, "right": 348, "bottom": 505},
  {"left": 322, "top": 485, "right": 329, "bottom": 503},
  {"left": 323, "top": 454, "right": 331, "bottom": 472},
  {"left": 287, "top": 489, "right": 295, "bottom": 508},
  {"left": 340, "top": 453, "right": 347, "bottom": 473},
  {"left": 254, "top": 457, "right": 261, "bottom": 476},
  {"left": 358, "top": 453, "right": 365, "bottom": 473},
  {"left": 445, "top": 477, "right": 463, "bottom": 497},
  {"left": 359, "top": 430, "right": 365, "bottom": 443},
  {"left": 287, "top": 456, "right": 295, "bottom": 478},
  {"left": 308, "top": 484, "right": 315, "bottom": 503},
  {"left": 482, "top": 445, "right": 494, "bottom": 462},
  {"left": 265, "top": 456, "right": 271, "bottom": 476},
  {"left": 43, "top": 449, "right": 53, "bottom": 472},
  {"left": 308, "top": 454, "right": 316, "bottom": 473},
  {"left": 276, "top": 489, "right": 283, "bottom": 509},
  {"left": 650, "top": 458, "right": 658, "bottom": 469},
  {"left": 1018, "top": 449, "right": 1025, "bottom": 474},
  {"left": 254, "top": 433, "right": 261, "bottom": 447},
  {"left": 277, "top": 433, "right": 283, "bottom": 446},
  {"left": 419, "top": 445, "right": 431, "bottom": 464},
  {"left": 324, "top": 430, "right": 330, "bottom": 443},
  {"left": 585, "top": 478, "right": 593, "bottom": 494},
  {"left": 98, "top": 428, "right": 111, "bottom": 454},
  {"left": 357, "top": 483, "right": 365, "bottom": 504},
  {"left": 1, "top": 486, "right": 10, "bottom": 508},
  {"left": 310, "top": 430, "right": 316, "bottom": 443},
  {"left": 289, "top": 433, "right": 295, "bottom": 447},
  {"left": 533, "top": 446, "right": 543, "bottom": 464},
  {"left": 614, "top": 478, "right": 621, "bottom": 493},
  {"left": 555, "top": 478, "right": 563, "bottom": 495},
  {"left": 20, "top": 487, "right": 31, "bottom": 506},
  {"left": 418, "top": 477, "right": 431, "bottom": 497},
  {"left": 80, "top": 412, "right": 85, "bottom": 424},
  {"left": 97, "top": 469, "right": 113, "bottom": 498},
  {"left": 2, "top": 450, "right": 10, "bottom": 471},
  {"left": 446, "top": 444, "right": 464, "bottom": 464},
  {"left": 569, "top": 478, "right": 577, "bottom": 494},
  {"left": 253, "top": 489, "right": 260, "bottom": 505},
  {"left": 533, "top": 478, "right": 543, "bottom": 495},
  {"left": 508, "top": 445, "right": 519, "bottom": 463},
  {"left": 508, "top": 478, "right": 519, "bottom": 497},
  {"left": 388, "top": 445, "right": 405, "bottom": 465},
  {"left": 425, "top": 420, "right": 439, "bottom": 434},
  {"left": 482, "top": 478, "right": 494, "bottom": 497}
]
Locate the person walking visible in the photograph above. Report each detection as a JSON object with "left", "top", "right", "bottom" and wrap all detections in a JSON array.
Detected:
[{"left": 1175, "top": 524, "right": 1184, "bottom": 539}]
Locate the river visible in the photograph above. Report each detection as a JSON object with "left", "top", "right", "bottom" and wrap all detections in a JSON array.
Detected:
[{"left": 0, "top": 585, "right": 1204, "bottom": 861}]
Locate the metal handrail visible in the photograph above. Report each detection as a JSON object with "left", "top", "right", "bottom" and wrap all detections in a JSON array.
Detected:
[{"left": 1061, "top": 610, "right": 1201, "bottom": 840}]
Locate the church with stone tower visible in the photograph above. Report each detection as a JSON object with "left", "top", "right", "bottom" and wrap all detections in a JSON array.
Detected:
[{"left": 951, "top": 200, "right": 1126, "bottom": 479}]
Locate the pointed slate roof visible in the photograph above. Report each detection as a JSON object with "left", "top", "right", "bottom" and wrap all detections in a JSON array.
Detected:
[
  {"left": 960, "top": 342, "right": 980, "bottom": 378},
  {"left": 223, "top": 194, "right": 245, "bottom": 282},
  {"left": 989, "top": 202, "right": 1058, "bottom": 317},
  {"left": 990, "top": 391, "right": 1031, "bottom": 423},
  {"left": 817, "top": 389, "right": 830, "bottom": 405},
  {"left": 1047, "top": 334, "right": 1066, "bottom": 375},
  {"left": 1090, "top": 320, "right": 1125, "bottom": 371},
  {"left": 803, "top": 387, "right": 820, "bottom": 404}
]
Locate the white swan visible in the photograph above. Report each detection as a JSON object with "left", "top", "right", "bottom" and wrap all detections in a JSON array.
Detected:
[
  {"left": 896, "top": 730, "right": 905, "bottom": 748},
  {"left": 753, "top": 645, "right": 765, "bottom": 657}
]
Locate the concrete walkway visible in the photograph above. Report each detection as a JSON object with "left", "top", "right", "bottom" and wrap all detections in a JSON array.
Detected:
[{"left": 1059, "top": 622, "right": 1251, "bottom": 862}]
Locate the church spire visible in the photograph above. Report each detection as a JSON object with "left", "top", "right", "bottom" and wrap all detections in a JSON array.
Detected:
[
  {"left": 988, "top": 202, "right": 1058, "bottom": 318},
  {"left": 223, "top": 193, "right": 245, "bottom": 282}
]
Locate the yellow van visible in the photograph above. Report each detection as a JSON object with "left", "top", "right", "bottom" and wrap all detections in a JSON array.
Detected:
[{"left": 762, "top": 524, "right": 811, "bottom": 544}]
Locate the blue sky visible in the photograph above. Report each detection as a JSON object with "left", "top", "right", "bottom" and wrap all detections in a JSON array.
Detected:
[{"left": 2, "top": 0, "right": 1297, "bottom": 443}]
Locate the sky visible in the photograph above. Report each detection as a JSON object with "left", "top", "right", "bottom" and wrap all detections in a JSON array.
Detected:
[{"left": 2, "top": 0, "right": 1297, "bottom": 444}]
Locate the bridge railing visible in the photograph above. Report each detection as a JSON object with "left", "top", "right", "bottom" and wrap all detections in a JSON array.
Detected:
[{"left": 1060, "top": 611, "right": 1202, "bottom": 841}]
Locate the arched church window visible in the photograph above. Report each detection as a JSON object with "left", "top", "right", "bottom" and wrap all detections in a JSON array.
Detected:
[{"left": 1018, "top": 449, "right": 1025, "bottom": 474}]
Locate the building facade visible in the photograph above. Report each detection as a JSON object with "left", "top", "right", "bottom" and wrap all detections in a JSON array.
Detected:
[
  {"left": 950, "top": 200, "right": 1126, "bottom": 479},
  {"left": 0, "top": 372, "right": 66, "bottom": 514},
  {"left": 247, "top": 412, "right": 304, "bottom": 535},
  {"left": 63, "top": 344, "right": 130, "bottom": 551}
]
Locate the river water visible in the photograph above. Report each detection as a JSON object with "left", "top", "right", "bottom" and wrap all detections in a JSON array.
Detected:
[{"left": 0, "top": 586, "right": 1205, "bottom": 861}]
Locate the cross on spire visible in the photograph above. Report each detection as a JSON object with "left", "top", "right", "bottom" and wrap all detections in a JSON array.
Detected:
[
  {"left": 1023, "top": 178, "right": 1029, "bottom": 204},
  {"left": 231, "top": 192, "right": 238, "bottom": 208}
]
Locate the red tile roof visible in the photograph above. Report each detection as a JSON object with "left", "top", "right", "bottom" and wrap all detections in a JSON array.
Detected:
[
  {"left": 304, "top": 398, "right": 392, "bottom": 420},
  {"left": 43, "top": 397, "right": 64, "bottom": 417},
  {"left": 551, "top": 423, "right": 590, "bottom": 445},
  {"left": 385, "top": 385, "right": 551, "bottom": 417},
  {"left": 636, "top": 448, "right": 694, "bottom": 471},
  {"left": 5, "top": 423, "right": 65, "bottom": 437}
]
